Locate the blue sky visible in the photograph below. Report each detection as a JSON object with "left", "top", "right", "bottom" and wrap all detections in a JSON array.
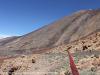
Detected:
[{"left": 0, "top": 0, "right": 100, "bottom": 37}]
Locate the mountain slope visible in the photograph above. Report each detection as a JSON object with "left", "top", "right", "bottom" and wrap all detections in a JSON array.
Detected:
[
  {"left": 1, "top": 31, "right": 100, "bottom": 75},
  {"left": 1, "top": 9, "right": 100, "bottom": 75},
  {"left": 0, "top": 9, "right": 100, "bottom": 55}
]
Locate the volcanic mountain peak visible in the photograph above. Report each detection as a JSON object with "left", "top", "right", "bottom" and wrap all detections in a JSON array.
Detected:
[{"left": 0, "top": 9, "right": 100, "bottom": 56}]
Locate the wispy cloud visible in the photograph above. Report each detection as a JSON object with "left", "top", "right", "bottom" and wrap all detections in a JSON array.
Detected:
[{"left": 0, "top": 34, "right": 11, "bottom": 39}]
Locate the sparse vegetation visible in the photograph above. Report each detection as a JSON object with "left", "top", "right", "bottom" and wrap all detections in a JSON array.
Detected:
[
  {"left": 32, "top": 59, "right": 36, "bottom": 63},
  {"left": 8, "top": 66, "right": 19, "bottom": 75},
  {"left": 94, "top": 54, "right": 99, "bottom": 58},
  {"left": 82, "top": 45, "right": 88, "bottom": 50},
  {"left": 91, "top": 67, "right": 97, "bottom": 72},
  {"left": 64, "top": 70, "right": 71, "bottom": 75}
]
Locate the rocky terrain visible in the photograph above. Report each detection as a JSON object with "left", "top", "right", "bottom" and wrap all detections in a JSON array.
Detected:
[
  {"left": 0, "top": 9, "right": 100, "bottom": 75},
  {"left": 1, "top": 30, "right": 100, "bottom": 75}
]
